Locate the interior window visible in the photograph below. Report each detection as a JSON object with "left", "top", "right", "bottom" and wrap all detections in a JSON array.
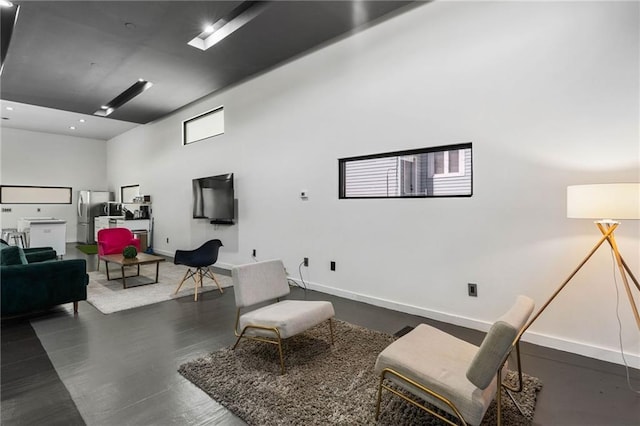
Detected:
[{"left": 339, "top": 143, "right": 472, "bottom": 199}]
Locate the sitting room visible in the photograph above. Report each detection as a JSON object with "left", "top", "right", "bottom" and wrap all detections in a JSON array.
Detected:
[{"left": 1, "top": 1, "right": 639, "bottom": 425}]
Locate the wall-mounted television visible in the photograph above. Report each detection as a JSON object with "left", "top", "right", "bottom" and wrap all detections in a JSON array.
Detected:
[{"left": 192, "top": 173, "right": 235, "bottom": 224}]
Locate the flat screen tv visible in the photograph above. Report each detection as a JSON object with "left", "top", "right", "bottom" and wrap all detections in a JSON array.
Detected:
[{"left": 192, "top": 173, "right": 235, "bottom": 224}]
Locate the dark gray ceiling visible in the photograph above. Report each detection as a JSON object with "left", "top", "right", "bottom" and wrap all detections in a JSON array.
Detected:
[{"left": 0, "top": 1, "right": 416, "bottom": 125}]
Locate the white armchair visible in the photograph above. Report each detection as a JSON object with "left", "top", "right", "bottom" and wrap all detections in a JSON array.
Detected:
[
  {"left": 232, "top": 259, "right": 335, "bottom": 374},
  {"left": 374, "top": 295, "right": 535, "bottom": 425}
]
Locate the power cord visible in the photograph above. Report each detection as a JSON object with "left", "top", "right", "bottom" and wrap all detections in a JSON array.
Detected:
[
  {"left": 252, "top": 255, "right": 307, "bottom": 293},
  {"left": 288, "top": 278, "right": 302, "bottom": 288},
  {"left": 610, "top": 248, "right": 640, "bottom": 394},
  {"left": 297, "top": 260, "right": 308, "bottom": 291}
]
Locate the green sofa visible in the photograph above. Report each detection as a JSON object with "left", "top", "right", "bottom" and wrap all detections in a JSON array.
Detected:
[{"left": 1, "top": 242, "right": 89, "bottom": 316}]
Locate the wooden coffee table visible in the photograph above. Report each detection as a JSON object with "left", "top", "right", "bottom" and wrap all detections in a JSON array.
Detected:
[{"left": 99, "top": 252, "right": 166, "bottom": 289}]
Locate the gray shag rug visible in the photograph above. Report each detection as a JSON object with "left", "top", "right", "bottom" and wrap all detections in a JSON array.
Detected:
[
  {"left": 178, "top": 320, "right": 542, "bottom": 425},
  {"left": 86, "top": 262, "right": 232, "bottom": 314}
]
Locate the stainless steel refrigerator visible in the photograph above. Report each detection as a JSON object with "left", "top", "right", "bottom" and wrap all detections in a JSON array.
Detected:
[{"left": 77, "top": 190, "right": 113, "bottom": 244}]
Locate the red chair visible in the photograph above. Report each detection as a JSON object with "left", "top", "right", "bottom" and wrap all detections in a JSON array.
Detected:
[{"left": 97, "top": 228, "right": 141, "bottom": 271}]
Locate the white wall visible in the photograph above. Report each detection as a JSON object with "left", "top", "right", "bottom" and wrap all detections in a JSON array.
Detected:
[
  {"left": 108, "top": 1, "right": 639, "bottom": 366},
  {"left": 0, "top": 127, "right": 108, "bottom": 241}
]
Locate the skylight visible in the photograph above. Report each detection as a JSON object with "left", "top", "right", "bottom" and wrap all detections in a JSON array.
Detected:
[
  {"left": 188, "top": 1, "right": 266, "bottom": 51},
  {"left": 94, "top": 79, "right": 153, "bottom": 117}
]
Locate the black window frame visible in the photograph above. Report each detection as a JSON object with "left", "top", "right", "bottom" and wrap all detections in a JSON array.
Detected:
[
  {"left": 338, "top": 142, "right": 473, "bottom": 199},
  {"left": 0, "top": 185, "right": 73, "bottom": 204}
]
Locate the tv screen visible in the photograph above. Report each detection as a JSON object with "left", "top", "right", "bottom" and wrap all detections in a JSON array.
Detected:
[{"left": 192, "top": 173, "right": 235, "bottom": 224}]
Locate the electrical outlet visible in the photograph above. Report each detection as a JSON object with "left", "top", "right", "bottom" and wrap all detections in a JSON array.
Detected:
[
  {"left": 303, "top": 257, "right": 309, "bottom": 267},
  {"left": 330, "top": 261, "right": 336, "bottom": 271},
  {"left": 468, "top": 283, "right": 478, "bottom": 297},
  {"left": 252, "top": 249, "right": 257, "bottom": 257}
]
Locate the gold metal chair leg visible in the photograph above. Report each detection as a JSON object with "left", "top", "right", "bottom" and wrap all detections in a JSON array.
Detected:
[
  {"left": 277, "top": 338, "right": 285, "bottom": 374},
  {"left": 503, "top": 341, "right": 523, "bottom": 392},
  {"left": 232, "top": 333, "right": 245, "bottom": 350},
  {"left": 232, "top": 332, "right": 286, "bottom": 374},
  {"left": 377, "top": 368, "right": 466, "bottom": 426},
  {"left": 233, "top": 311, "right": 287, "bottom": 374}
]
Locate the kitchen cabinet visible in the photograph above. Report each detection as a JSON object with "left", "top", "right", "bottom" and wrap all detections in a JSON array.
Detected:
[
  {"left": 94, "top": 216, "right": 114, "bottom": 241},
  {"left": 105, "top": 199, "right": 153, "bottom": 251},
  {"left": 111, "top": 219, "right": 151, "bottom": 251},
  {"left": 18, "top": 218, "right": 67, "bottom": 257}
]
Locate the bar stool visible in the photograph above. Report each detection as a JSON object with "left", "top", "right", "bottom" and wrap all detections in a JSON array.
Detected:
[{"left": 1, "top": 229, "right": 27, "bottom": 248}]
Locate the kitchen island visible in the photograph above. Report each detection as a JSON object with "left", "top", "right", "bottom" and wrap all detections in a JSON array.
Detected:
[{"left": 17, "top": 217, "right": 67, "bottom": 257}]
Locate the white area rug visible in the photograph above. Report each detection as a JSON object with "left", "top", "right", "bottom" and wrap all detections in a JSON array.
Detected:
[{"left": 86, "top": 262, "right": 232, "bottom": 314}]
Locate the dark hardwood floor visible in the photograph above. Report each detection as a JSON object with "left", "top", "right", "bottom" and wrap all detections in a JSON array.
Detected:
[{"left": 2, "top": 244, "right": 639, "bottom": 425}]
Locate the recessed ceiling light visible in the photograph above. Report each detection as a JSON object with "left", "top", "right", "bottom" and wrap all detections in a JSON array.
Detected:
[
  {"left": 5, "top": 106, "right": 13, "bottom": 111},
  {"left": 69, "top": 126, "right": 76, "bottom": 130},
  {"left": 203, "top": 24, "right": 214, "bottom": 33},
  {"left": 79, "top": 119, "right": 86, "bottom": 123}
]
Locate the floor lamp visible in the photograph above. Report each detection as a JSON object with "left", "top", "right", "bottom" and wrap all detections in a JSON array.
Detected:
[{"left": 518, "top": 183, "right": 640, "bottom": 340}]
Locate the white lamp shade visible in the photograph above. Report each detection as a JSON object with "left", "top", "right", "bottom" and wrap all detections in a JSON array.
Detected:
[{"left": 567, "top": 183, "right": 640, "bottom": 220}]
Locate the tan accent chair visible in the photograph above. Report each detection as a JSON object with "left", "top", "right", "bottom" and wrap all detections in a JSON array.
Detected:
[
  {"left": 232, "top": 259, "right": 335, "bottom": 374},
  {"left": 374, "top": 295, "right": 535, "bottom": 425}
]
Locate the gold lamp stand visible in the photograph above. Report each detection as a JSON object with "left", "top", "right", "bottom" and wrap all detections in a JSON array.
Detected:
[
  {"left": 519, "top": 220, "right": 640, "bottom": 340},
  {"left": 506, "top": 184, "right": 639, "bottom": 420}
]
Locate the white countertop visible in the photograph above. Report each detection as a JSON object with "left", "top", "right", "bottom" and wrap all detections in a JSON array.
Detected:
[{"left": 18, "top": 218, "right": 66, "bottom": 231}]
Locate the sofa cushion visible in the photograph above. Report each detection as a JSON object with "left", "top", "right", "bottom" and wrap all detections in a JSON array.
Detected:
[
  {"left": 24, "top": 248, "right": 57, "bottom": 263},
  {"left": 1, "top": 258, "right": 89, "bottom": 316},
  {"left": 1, "top": 245, "right": 26, "bottom": 266},
  {"left": 239, "top": 300, "right": 335, "bottom": 339}
]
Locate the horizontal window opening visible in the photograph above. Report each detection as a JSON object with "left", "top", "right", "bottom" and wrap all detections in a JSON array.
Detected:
[
  {"left": 339, "top": 143, "right": 472, "bottom": 199},
  {"left": 183, "top": 106, "right": 224, "bottom": 145},
  {"left": 0, "top": 185, "right": 72, "bottom": 204}
]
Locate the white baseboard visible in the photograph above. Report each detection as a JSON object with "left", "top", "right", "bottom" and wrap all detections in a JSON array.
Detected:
[
  {"left": 214, "top": 261, "right": 234, "bottom": 271},
  {"left": 154, "top": 254, "right": 639, "bottom": 368},
  {"left": 151, "top": 248, "right": 174, "bottom": 257},
  {"left": 286, "top": 277, "right": 640, "bottom": 369}
]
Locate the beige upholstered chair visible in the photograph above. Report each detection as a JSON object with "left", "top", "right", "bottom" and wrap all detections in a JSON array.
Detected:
[
  {"left": 232, "top": 259, "right": 335, "bottom": 374},
  {"left": 374, "top": 295, "right": 535, "bottom": 426}
]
